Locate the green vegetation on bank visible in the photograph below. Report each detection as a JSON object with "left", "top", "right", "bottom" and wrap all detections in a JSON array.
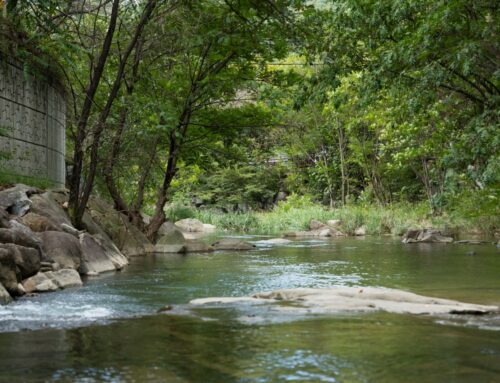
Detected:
[{"left": 166, "top": 194, "right": 499, "bottom": 236}]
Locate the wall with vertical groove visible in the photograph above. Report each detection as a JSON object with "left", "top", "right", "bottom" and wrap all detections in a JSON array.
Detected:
[{"left": 0, "top": 57, "right": 66, "bottom": 187}]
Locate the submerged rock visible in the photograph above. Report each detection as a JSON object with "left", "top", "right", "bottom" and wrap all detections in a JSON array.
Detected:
[
  {"left": 402, "top": 229, "right": 454, "bottom": 244},
  {"left": 255, "top": 238, "right": 292, "bottom": 245},
  {"left": 212, "top": 239, "right": 256, "bottom": 251},
  {"left": 184, "top": 240, "right": 214, "bottom": 253},
  {"left": 189, "top": 287, "right": 498, "bottom": 316}
]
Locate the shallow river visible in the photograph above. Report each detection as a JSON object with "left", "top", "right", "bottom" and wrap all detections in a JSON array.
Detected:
[{"left": 0, "top": 236, "right": 499, "bottom": 382}]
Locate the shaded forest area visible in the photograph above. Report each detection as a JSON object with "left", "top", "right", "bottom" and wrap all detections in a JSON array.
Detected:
[{"left": 0, "top": 0, "right": 498, "bottom": 237}]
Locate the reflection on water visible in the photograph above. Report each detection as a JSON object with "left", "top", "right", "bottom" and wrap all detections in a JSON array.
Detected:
[{"left": 0, "top": 236, "right": 499, "bottom": 382}]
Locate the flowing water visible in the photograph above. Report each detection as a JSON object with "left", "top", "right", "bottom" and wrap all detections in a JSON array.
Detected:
[{"left": 0, "top": 236, "right": 499, "bottom": 382}]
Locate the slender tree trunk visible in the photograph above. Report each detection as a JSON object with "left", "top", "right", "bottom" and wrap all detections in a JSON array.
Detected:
[
  {"left": 69, "top": 0, "right": 120, "bottom": 227},
  {"left": 337, "top": 123, "right": 347, "bottom": 206},
  {"left": 72, "top": 0, "right": 157, "bottom": 228}
]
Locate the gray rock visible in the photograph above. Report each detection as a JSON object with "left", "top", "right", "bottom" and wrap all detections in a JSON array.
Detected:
[
  {"left": 0, "top": 247, "right": 21, "bottom": 296},
  {"left": 190, "top": 287, "right": 498, "bottom": 316},
  {"left": 91, "top": 234, "right": 128, "bottom": 270},
  {"left": 39, "top": 231, "right": 82, "bottom": 270},
  {"left": 184, "top": 240, "right": 214, "bottom": 253},
  {"left": 0, "top": 222, "right": 41, "bottom": 250},
  {"left": 45, "top": 269, "right": 82, "bottom": 289},
  {"left": 326, "top": 219, "right": 341, "bottom": 227},
  {"left": 0, "top": 243, "right": 40, "bottom": 279},
  {"left": 255, "top": 238, "right": 292, "bottom": 245},
  {"left": 354, "top": 226, "right": 367, "bottom": 236},
  {"left": 175, "top": 218, "right": 205, "bottom": 233},
  {"left": 86, "top": 196, "right": 151, "bottom": 256},
  {"left": 61, "top": 223, "right": 81, "bottom": 237},
  {"left": 154, "top": 244, "right": 186, "bottom": 253},
  {"left": 212, "top": 239, "right": 255, "bottom": 251},
  {"left": 0, "top": 184, "right": 38, "bottom": 216},
  {"left": 0, "top": 282, "right": 11, "bottom": 304},
  {"left": 78, "top": 233, "right": 116, "bottom": 275},
  {"left": 29, "top": 191, "right": 72, "bottom": 226},
  {"left": 157, "top": 223, "right": 185, "bottom": 244},
  {"left": 284, "top": 227, "right": 344, "bottom": 238},
  {"left": 309, "top": 220, "right": 326, "bottom": 231},
  {"left": 402, "top": 229, "right": 453, "bottom": 244},
  {"left": 22, "top": 272, "right": 58, "bottom": 293},
  {"left": 18, "top": 212, "right": 60, "bottom": 232}
]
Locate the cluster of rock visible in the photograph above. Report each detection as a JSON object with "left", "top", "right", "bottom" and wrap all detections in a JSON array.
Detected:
[
  {"left": 0, "top": 184, "right": 144, "bottom": 304},
  {"left": 401, "top": 228, "right": 454, "bottom": 244},
  {"left": 154, "top": 219, "right": 255, "bottom": 253},
  {"left": 284, "top": 219, "right": 347, "bottom": 238}
]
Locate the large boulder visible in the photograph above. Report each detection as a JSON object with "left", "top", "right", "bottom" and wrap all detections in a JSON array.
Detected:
[
  {"left": 91, "top": 234, "right": 128, "bottom": 270},
  {"left": 23, "top": 269, "right": 82, "bottom": 292},
  {"left": 0, "top": 247, "right": 22, "bottom": 295},
  {"left": 86, "top": 196, "right": 151, "bottom": 256},
  {"left": 0, "top": 244, "right": 40, "bottom": 279},
  {"left": 0, "top": 282, "right": 11, "bottom": 304},
  {"left": 18, "top": 212, "right": 60, "bottom": 232},
  {"left": 0, "top": 222, "right": 41, "bottom": 250},
  {"left": 45, "top": 269, "right": 82, "bottom": 289},
  {"left": 0, "top": 184, "right": 38, "bottom": 216},
  {"left": 212, "top": 239, "right": 255, "bottom": 251},
  {"left": 175, "top": 218, "right": 215, "bottom": 233},
  {"left": 79, "top": 233, "right": 117, "bottom": 275},
  {"left": 155, "top": 233, "right": 186, "bottom": 253},
  {"left": 29, "top": 191, "right": 71, "bottom": 227},
  {"left": 309, "top": 220, "right": 326, "bottom": 231},
  {"left": 22, "top": 272, "right": 58, "bottom": 293},
  {"left": 402, "top": 229, "right": 454, "bottom": 244},
  {"left": 157, "top": 222, "right": 185, "bottom": 243},
  {"left": 39, "top": 231, "right": 82, "bottom": 270}
]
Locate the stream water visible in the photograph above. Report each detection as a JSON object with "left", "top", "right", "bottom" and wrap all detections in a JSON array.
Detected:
[{"left": 0, "top": 236, "right": 499, "bottom": 382}]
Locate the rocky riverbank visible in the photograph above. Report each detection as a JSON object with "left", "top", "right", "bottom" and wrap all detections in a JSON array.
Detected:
[{"left": 0, "top": 184, "right": 153, "bottom": 304}]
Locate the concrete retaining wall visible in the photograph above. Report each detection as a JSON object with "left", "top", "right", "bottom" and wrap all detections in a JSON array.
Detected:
[{"left": 0, "top": 57, "right": 66, "bottom": 187}]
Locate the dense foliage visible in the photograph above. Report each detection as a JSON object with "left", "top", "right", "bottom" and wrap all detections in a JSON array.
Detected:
[{"left": 1, "top": 0, "right": 498, "bottom": 234}]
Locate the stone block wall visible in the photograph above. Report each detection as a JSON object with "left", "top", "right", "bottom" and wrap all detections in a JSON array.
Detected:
[{"left": 0, "top": 57, "right": 66, "bottom": 187}]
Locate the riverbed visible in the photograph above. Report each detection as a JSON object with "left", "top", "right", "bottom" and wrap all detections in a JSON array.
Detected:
[{"left": 0, "top": 236, "right": 499, "bottom": 382}]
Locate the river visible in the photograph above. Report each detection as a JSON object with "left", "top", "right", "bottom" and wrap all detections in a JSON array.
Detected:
[{"left": 0, "top": 236, "right": 499, "bottom": 382}]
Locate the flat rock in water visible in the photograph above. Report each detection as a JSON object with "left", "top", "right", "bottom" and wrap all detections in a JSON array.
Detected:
[
  {"left": 189, "top": 287, "right": 498, "bottom": 316},
  {"left": 255, "top": 238, "right": 292, "bottom": 245},
  {"left": 212, "top": 239, "right": 255, "bottom": 251}
]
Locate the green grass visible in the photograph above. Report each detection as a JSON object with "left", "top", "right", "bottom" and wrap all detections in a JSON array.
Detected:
[
  {"left": 165, "top": 191, "right": 499, "bottom": 236},
  {"left": 165, "top": 200, "right": 498, "bottom": 236}
]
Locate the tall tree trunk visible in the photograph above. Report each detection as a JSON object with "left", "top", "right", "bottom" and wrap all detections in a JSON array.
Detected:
[
  {"left": 69, "top": 0, "right": 120, "bottom": 228},
  {"left": 72, "top": 0, "right": 157, "bottom": 228}
]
